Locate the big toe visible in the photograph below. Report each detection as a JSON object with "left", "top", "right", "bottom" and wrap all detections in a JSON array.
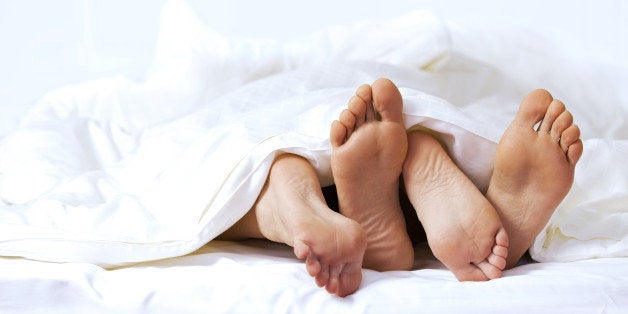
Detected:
[
  {"left": 514, "top": 89, "right": 554, "bottom": 129},
  {"left": 453, "top": 263, "right": 490, "bottom": 281},
  {"left": 371, "top": 78, "right": 404, "bottom": 123},
  {"left": 336, "top": 262, "right": 362, "bottom": 297},
  {"left": 475, "top": 259, "right": 503, "bottom": 280}
]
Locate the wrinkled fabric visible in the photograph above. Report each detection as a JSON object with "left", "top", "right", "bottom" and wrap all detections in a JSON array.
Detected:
[{"left": 0, "top": 0, "right": 626, "bottom": 267}]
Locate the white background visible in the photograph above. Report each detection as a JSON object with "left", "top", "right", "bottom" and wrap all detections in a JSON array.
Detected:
[{"left": 1, "top": 0, "right": 626, "bottom": 135}]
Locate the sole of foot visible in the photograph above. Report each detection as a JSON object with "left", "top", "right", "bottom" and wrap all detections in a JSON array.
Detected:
[
  {"left": 330, "top": 78, "right": 415, "bottom": 271},
  {"left": 403, "top": 130, "right": 508, "bottom": 281},
  {"left": 486, "top": 89, "right": 583, "bottom": 269}
]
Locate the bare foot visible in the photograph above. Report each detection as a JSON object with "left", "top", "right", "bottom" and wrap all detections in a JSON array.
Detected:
[
  {"left": 403, "top": 130, "right": 508, "bottom": 281},
  {"left": 486, "top": 89, "right": 583, "bottom": 269},
  {"left": 234, "top": 154, "right": 367, "bottom": 297},
  {"left": 330, "top": 78, "right": 414, "bottom": 271}
]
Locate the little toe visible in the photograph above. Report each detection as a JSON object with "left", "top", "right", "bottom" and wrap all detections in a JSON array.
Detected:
[
  {"left": 371, "top": 78, "right": 404, "bottom": 123},
  {"left": 550, "top": 110, "right": 574, "bottom": 142},
  {"left": 330, "top": 121, "right": 347, "bottom": 148},
  {"left": 567, "top": 139, "right": 584, "bottom": 166},
  {"left": 348, "top": 95, "right": 368, "bottom": 128},
  {"left": 539, "top": 99, "right": 565, "bottom": 134},
  {"left": 514, "top": 89, "right": 553, "bottom": 129}
]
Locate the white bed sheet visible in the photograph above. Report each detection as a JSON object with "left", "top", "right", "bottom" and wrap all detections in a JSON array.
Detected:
[
  {"left": 1, "top": 240, "right": 627, "bottom": 313},
  {"left": 1, "top": 0, "right": 627, "bottom": 313}
]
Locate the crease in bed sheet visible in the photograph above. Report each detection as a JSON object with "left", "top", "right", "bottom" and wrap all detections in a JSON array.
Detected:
[{"left": 0, "top": 0, "right": 627, "bottom": 266}]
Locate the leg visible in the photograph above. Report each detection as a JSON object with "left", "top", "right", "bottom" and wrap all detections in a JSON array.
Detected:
[
  {"left": 218, "top": 154, "right": 366, "bottom": 297},
  {"left": 486, "top": 89, "right": 583, "bottom": 269},
  {"left": 330, "top": 78, "right": 414, "bottom": 271},
  {"left": 403, "top": 130, "right": 508, "bottom": 281}
]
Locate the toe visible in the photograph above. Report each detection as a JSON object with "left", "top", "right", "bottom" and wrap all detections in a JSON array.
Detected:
[
  {"left": 316, "top": 263, "right": 330, "bottom": 288},
  {"left": 567, "top": 139, "right": 584, "bottom": 166},
  {"left": 371, "top": 78, "right": 404, "bottom": 123},
  {"left": 550, "top": 110, "right": 574, "bottom": 142},
  {"left": 514, "top": 89, "right": 553, "bottom": 129},
  {"left": 559, "top": 124, "right": 581, "bottom": 152},
  {"left": 294, "top": 240, "right": 309, "bottom": 260},
  {"left": 458, "top": 228, "right": 507, "bottom": 280},
  {"left": 326, "top": 265, "right": 343, "bottom": 295},
  {"left": 495, "top": 227, "right": 509, "bottom": 250},
  {"left": 339, "top": 109, "right": 356, "bottom": 138},
  {"left": 492, "top": 245, "right": 508, "bottom": 259},
  {"left": 330, "top": 121, "right": 347, "bottom": 148},
  {"left": 475, "top": 259, "right": 503, "bottom": 280},
  {"left": 355, "top": 84, "right": 373, "bottom": 104},
  {"left": 337, "top": 262, "right": 362, "bottom": 297},
  {"left": 454, "top": 264, "right": 490, "bottom": 282},
  {"left": 348, "top": 95, "right": 368, "bottom": 128},
  {"left": 305, "top": 252, "right": 322, "bottom": 277},
  {"left": 488, "top": 228, "right": 508, "bottom": 271},
  {"left": 539, "top": 99, "right": 565, "bottom": 133},
  {"left": 487, "top": 252, "right": 507, "bottom": 270}
]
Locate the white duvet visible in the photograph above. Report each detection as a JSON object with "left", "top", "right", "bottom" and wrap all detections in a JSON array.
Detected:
[{"left": 0, "top": 0, "right": 626, "bottom": 268}]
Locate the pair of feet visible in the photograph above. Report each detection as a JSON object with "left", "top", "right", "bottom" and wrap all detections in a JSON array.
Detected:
[{"left": 239, "top": 79, "right": 583, "bottom": 297}]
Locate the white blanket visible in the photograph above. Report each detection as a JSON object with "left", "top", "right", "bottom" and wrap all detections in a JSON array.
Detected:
[{"left": 0, "top": 0, "right": 626, "bottom": 267}]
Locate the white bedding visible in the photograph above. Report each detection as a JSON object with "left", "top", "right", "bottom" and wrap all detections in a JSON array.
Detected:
[
  {"left": 1, "top": 0, "right": 627, "bottom": 312},
  {"left": 2, "top": 240, "right": 627, "bottom": 313}
]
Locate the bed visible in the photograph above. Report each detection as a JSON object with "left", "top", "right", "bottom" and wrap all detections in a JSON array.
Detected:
[{"left": 1, "top": 0, "right": 627, "bottom": 312}]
